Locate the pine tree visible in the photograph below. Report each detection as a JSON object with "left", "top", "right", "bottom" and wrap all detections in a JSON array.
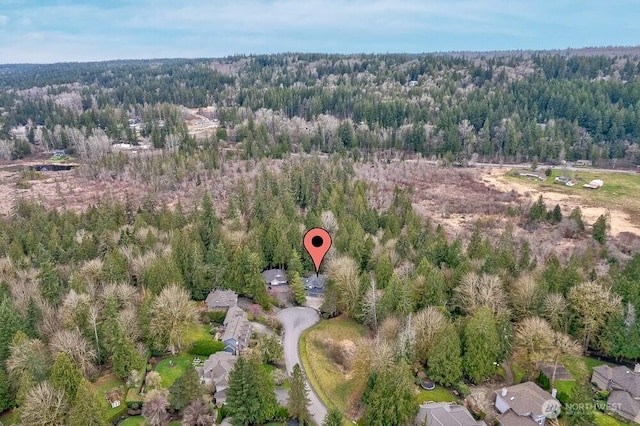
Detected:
[
  {"left": 427, "top": 323, "right": 463, "bottom": 386},
  {"left": 49, "top": 353, "right": 83, "bottom": 401},
  {"left": 38, "top": 260, "right": 64, "bottom": 303},
  {"left": 361, "top": 363, "right": 418, "bottom": 426},
  {"left": 322, "top": 409, "right": 344, "bottom": 426},
  {"left": 226, "top": 356, "right": 278, "bottom": 425},
  {"left": 67, "top": 379, "right": 107, "bottom": 426},
  {"left": 288, "top": 248, "right": 304, "bottom": 276},
  {"left": 168, "top": 366, "right": 202, "bottom": 412},
  {"left": 0, "top": 298, "right": 24, "bottom": 363},
  {"left": 288, "top": 364, "right": 311, "bottom": 423},
  {"left": 290, "top": 272, "right": 307, "bottom": 306},
  {"left": 0, "top": 368, "right": 13, "bottom": 412},
  {"left": 592, "top": 214, "right": 608, "bottom": 244},
  {"left": 462, "top": 306, "right": 500, "bottom": 384}
]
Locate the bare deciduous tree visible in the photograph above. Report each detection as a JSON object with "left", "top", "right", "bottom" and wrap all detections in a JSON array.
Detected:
[
  {"left": 542, "top": 293, "right": 568, "bottom": 332},
  {"left": 510, "top": 274, "right": 540, "bottom": 320},
  {"left": 20, "top": 381, "right": 68, "bottom": 426},
  {"left": 50, "top": 329, "right": 96, "bottom": 376},
  {"left": 455, "top": 272, "right": 508, "bottom": 316},
  {"left": 412, "top": 306, "right": 448, "bottom": 364},
  {"left": 149, "top": 284, "right": 198, "bottom": 355},
  {"left": 326, "top": 255, "right": 360, "bottom": 317},
  {"left": 568, "top": 281, "right": 622, "bottom": 352},
  {"left": 142, "top": 388, "right": 170, "bottom": 426}
]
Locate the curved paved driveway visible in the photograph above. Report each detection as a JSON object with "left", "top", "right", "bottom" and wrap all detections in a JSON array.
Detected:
[{"left": 277, "top": 306, "right": 327, "bottom": 425}]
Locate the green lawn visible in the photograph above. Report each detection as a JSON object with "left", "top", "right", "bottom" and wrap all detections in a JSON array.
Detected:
[
  {"left": 509, "top": 168, "right": 640, "bottom": 217},
  {"left": 594, "top": 411, "right": 634, "bottom": 426},
  {"left": 155, "top": 353, "right": 198, "bottom": 388},
  {"left": 300, "top": 316, "right": 367, "bottom": 426},
  {"left": 555, "top": 379, "right": 576, "bottom": 396},
  {"left": 91, "top": 373, "right": 127, "bottom": 422},
  {"left": 118, "top": 416, "right": 145, "bottom": 425},
  {"left": 415, "top": 385, "right": 458, "bottom": 404},
  {"left": 183, "top": 322, "right": 213, "bottom": 347}
]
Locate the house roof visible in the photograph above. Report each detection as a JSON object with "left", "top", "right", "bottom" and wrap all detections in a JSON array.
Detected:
[
  {"left": 608, "top": 390, "right": 640, "bottom": 418},
  {"left": 416, "top": 402, "right": 483, "bottom": 426},
  {"left": 222, "top": 315, "right": 251, "bottom": 346},
  {"left": 303, "top": 274, "right": 327, "bottom": 290},
  {"left": 497, "top": 410, "right": 538, "bottom": 426},
  {"left": 594, "top": 365, "right": 640, "bottom": 398},
  {"left": 262, "top": 269, "right": 288, "bottom": 285},
  {"left": 223, "top": 306, "right": 246, "bottom": 326},
  {"left": 495, "top": 382, "right": 559, "bottom": 418},
  {"left": 205, "top": 289, "right": 238, "bottom": 308},
  {"left": 199, "top": 351, "right": 237, "bottom": 389}
]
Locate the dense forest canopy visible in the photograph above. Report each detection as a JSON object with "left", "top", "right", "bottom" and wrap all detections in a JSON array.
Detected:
[{"left": 1, "top": 51, "right": 640, "bottom": 164}]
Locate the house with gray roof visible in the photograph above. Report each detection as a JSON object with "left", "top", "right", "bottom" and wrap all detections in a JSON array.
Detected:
[
  {"left": 415, "top": 402, "right": 486, "bottom": 425},
  {"left": 197, "top": 351, "right": 237, "bottom": 404},
  {"left": 205, "top": 289, "right": 238, "bottom": 310},
  {"left": 494, "top": 382, "right": 560, "bottom": 426},
  {"left": 304, "top": 274, "right": 327, "bottom": 297},
  {"left": 262, "top": 268, "right": 288, "bottom": 287},
  {"left": 592, "top": 364, "right": 640, "bottom": 423},
  {"left": 222, "top": 307, "right": 251, "bottom": 355}
]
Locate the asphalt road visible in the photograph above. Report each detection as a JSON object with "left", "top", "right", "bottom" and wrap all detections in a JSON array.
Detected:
[{"left": 277, "top": 306, "right": 326, "bottom": 425}]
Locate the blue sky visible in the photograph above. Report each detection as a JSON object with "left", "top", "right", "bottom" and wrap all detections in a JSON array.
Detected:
[{"left": 0, "top": 0, "right": 638, "bottom": 63}]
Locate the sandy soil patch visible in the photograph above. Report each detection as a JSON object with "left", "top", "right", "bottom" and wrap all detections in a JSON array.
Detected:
[{"left": 480, "top": 168, "right": 640, "bottom": 237}]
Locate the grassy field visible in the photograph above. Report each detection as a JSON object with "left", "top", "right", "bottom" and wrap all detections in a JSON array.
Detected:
[
  {"left": 155, "top": 353, "right": 198, "bottom": 388},
  {"left": 119, "top": 416, "right": 145, "bottom": 426},
  {"left": 183, "top": 322, "right": 213, "bottom": 345},
  {"left": 300, "top": 316, "right": 367, "bottom": 425},
  {"left": 92, "top": 373, "right": 127, "bottom": 421},
  {"left": 509, "top": 168, "right": 640, "bottom": 217},
  {"left": 415, "top": 386, "right": 458, "bottom": 404}
]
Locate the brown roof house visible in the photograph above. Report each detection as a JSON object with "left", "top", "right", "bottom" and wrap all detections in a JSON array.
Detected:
[
  {"left": 222, "top": 306, "right": 252, "bottom": 355},
  {"left": 494, "top": 382, "right": 561, "bottom": 426},
  {"left": 105, "top": 389, "right": 122, "bottom": 408},
  {"left": 205, "top": 289, "right": 238, "bottom": 310},
  {"left": 592, "top": 363, "right": 640, "bottom": 423},
  {"left": 415, "top": 402, "right": 486, "bottom": 426},
  {"left": 197, "top": 351, "right": 237, "bottom": 404}
]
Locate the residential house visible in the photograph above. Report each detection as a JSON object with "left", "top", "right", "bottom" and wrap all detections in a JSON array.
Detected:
[
  {"left": 205, "top": 289, "right": 238, "bottom": 310},
  {"left": 415, "top": 402, "right": 486, "bottom": 426},
  {"left": 304, "top": 274, "right": 327, "bottom": 297},
  {"left": 197, "top": 351, "right": 237, "bottom": 404},
  {"left": 575, "top": 160, "right": 593, "bottom": 167},
  {"left": 519, "top": 172, "right": 547, "bottom": 181},
  {"left": 591, "top": 364, "right": 640, "bottom": 423},
  {"left": 262, "top": 269, "right": 288, "bottom": 287},
  {"left": 494, "top": 382, "right": 561, "bottom": 426},
  {"left": 222, "top": 306, "right": 252, "bottom": 355},
  {"left": 105, "top": 389, "right": 121, "bottom": 408}
]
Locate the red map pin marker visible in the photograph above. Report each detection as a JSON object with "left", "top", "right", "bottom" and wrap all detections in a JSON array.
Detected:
[{"left": 303, "top": 228, "right": 332, "bottom": 276}]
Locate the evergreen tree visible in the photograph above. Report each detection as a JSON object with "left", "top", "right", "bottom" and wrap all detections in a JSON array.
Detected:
[
  {"left": 168, "top": 365, "right": 202, "bottom": 412},
  {"left": 528, "top": 195, "right": 547, "bottom": 224},
  {"left": 111, "top": 335, "right": 145, "bottom": 380},
  {"left": 38, "top": 260, "right": 64, "bottom": 303},
  {"left": 290, "top": 272, "right": 307, "bottom": 306},
  {"left": 0, "top": 298, "right": 24, "bottom": 363},
  {"left": 563, "top": 383, "right": 596, "bottom": 426},
  {"left": 361, "top": 363, "right": 418, "bottom": 426},
  {"left": 67, "top": 379, "right": 107, "bottom": 426},
  {"left": 288, "top": 364, "right": 311, "bottom": 423},
  {"left": 0, "top": 368, "right": 13, "bottom": 412},
  {"left": 25, "top": 298, "right": 42, "bottom": 338},
  {"left": 462, "top": 306, "right": 499, "bottom": 384},
  {"left": 427, "top": 323, "right": 463, "bottom": 386},
  {"left": 226, "top": 356, "right": 278, "bottom": 425},
  {"left": 592, "top": 214, "right": 608, "bottom": 244},
  {"left": 288, "top": 248, "right": 304, "bottom": 276},
  {"left": 322, "top": 409, "right": 344, "bottom": 426},
  {"left": 49, "top": 353, "right": 83, "bottom": 401}
]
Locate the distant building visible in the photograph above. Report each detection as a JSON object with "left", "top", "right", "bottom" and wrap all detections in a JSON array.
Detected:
[
  {"left": 592, "top": 364, "right": 640, "bottom": 423},
  {"left": 105, "top": 389, "right": 121, "bottom": 408},
  {"left": 415, "top": 402, "right": 486, "bottom": 425},
  {"left": 262, "top": 269, "right": 288, "bottom": 287},
  {"left": 494, "top": 382, "right": 561, "bottom": 426},
  {"left": 519, "top": 172, "right": 547, "bottom": 181},
  {"left": 205, "top": 289, "right": 238, "bottom": 311},
  {"left": 53, "top": 149, "right": 66, "bottom": 158},
  {"left": 575, "top": 160, "right": 593, "bottom": 167},
  {"left": 304, "top": 274, "right": 327, "bottom": 297}
]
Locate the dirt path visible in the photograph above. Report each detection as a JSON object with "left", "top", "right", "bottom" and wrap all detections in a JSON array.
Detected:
[{"left": 480, "top": 168, "right": 640, "bottom": 237}]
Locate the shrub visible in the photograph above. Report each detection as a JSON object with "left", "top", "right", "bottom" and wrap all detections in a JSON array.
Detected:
[
  {"left": 272, "top": 405, "right": 289, "bottom": 422},
  {"left": 189, "top": 339, "right": 224, "bottom": 356},
  {"left": 217, "top": 404, "right": 228, "bottom": 422},
  {"left": 126, "top": 388, "right": 144, "bottom": 408},
  {"left": 538, "top": 371, "right": 551, "bottom": 390},
  {"left": 207, "top": 310, "right": 227, "bottom": 324},
  {"left": 453, "top": 382, "right": 470, "bottom": 398}
]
